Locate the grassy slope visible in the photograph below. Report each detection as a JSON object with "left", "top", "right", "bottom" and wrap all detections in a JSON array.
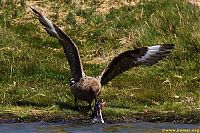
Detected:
[{"left": 0, "top": 0, "right": 200, "bottom": 123}]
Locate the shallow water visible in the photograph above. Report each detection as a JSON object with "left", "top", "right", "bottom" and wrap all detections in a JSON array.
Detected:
[{"left": 0, "top": 121, "right": 200, "bottom": 133}]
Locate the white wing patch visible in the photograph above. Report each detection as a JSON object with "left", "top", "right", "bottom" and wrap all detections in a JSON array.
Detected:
[
  {"left": 42, "top": 16, "right": 58, "bottom": 36},
  {"left": 137, "top": 45, "right": 161, "bottom": 62}
]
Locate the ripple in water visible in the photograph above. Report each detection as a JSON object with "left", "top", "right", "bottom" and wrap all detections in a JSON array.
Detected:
[{"left": 0, "top": 121, "right": 199, "bottom": 133}]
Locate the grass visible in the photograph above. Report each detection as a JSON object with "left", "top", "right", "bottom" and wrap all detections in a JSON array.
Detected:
[{"left": 0, "top": 0, "right": 200, "bottom": 123}]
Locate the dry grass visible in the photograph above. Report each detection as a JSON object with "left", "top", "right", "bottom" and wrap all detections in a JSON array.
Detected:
[
  {"left": 25, "top": 0, "right": 140, "bottom": 23},
  {"left": 96, "top": 0, "right": 139, "bottom": 14},
  {"left": 187, "top": 0, "right": 200, "bottom": 6}
]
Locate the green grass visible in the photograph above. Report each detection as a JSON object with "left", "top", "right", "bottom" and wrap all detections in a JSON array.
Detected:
[{"left": 0, "top": 0, "right": 200, "bottom": 123}]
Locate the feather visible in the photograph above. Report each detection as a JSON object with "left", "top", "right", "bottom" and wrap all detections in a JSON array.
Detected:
[
  {"left": 100, "top": 44, "right": 174, "bottom": 85},
  {"left": 31, "top": 7, "right": 84, "bottom": 82}
]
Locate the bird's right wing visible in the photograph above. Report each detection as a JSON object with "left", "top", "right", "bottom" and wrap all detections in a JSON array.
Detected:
[
  {"left": 31, "top": 7, "right": 84, "bottom": 82},
  {"left": 99, "top": 44, "right": 174, "bottom": 86}
]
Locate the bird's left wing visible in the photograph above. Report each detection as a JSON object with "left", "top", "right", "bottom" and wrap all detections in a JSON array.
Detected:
[{"left": 99, "top": 44, "right": 174, "bottom": 86}]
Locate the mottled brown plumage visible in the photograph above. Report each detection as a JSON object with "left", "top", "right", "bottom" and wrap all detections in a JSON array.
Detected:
[
  {"left": 31, "top": 7, "right": 175, "bottom": 111},
  {"left": 70, "top": 77, "right": 101, "bottom": 106}
]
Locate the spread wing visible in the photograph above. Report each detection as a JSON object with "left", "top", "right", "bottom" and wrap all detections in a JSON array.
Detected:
[
  {"left": 31, "top": 7, "right": 84, "bottom": 82},
  {"left": 99, "top": 44, "right": 174, "bottom": 86}
]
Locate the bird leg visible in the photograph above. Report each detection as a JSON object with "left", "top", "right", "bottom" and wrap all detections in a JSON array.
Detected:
[
  {"left": 95, "top": 97, "right": 97, "bottom": 103},
  {"left": 74, "top": 97, "right": 80, "bottom": 111},
  {"left": 88, "top": 102, "right": 95, "bottom": 117},
  {"left": 92, "top": 97, "right": 97, "bottom": 115},
  {"left": 90, "top": 97, "right": 97, "bottom": 118},
  {"left": 88, "top": 103, "right": 92, "bottom": 111}
]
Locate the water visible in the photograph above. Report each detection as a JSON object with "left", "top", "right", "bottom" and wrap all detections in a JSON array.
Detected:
[{"left": 0, "top": 121, "right": 199, "bottom": 133}]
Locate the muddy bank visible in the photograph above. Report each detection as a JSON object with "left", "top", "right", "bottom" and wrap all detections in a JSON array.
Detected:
[{"left": 0, "top": 110, "right": 199, "bottom": 124}]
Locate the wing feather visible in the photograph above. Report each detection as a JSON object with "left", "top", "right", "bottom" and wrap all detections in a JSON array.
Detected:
[
  {"left": 100, "top": 44, "right": 174, "bottom": 85},
  {"left": 31, "top": 7, "right": 84, "bottom": 82}
]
